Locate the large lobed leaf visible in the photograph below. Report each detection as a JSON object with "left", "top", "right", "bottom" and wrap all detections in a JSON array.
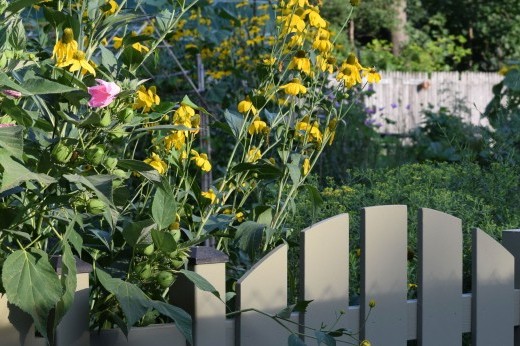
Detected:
[{"left": 2, "top": 249, "right": 63, "bottom": 339}]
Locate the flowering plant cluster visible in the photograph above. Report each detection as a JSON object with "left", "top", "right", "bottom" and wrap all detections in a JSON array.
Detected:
[{"left": 0, "top": 0, "right": 380, "bottom": 342}]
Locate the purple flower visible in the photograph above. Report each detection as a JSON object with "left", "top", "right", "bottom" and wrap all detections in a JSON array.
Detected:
[
  {"left": 391, "top": 103, "right": 398, "bottom": 109},
  {"left": 406, "top": 104, "right": 411, "bottom": 110},
  {"left": 87, "top": 79, "right": 121, "bottom": 108},
  {"left": 1, "top": 89, "right": 22, "bottom": 98}
]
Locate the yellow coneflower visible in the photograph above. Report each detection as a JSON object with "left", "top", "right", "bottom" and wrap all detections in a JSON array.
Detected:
[
  {"left": 133, "top": 85, "right": 160, "bottom": 112},
  {"left": 53, "top": 28, "right": 78, "bottom": 64},
  {"left": 57, "top": 50, "right": 96, "bottom": 76},
  {"left": 280, "top": 78, "right": 307, "bottom": 96},
  {"left": 144, "top": 153, "right": 167, "bottom": 174},
  {"left": 190, "top": 149, "right": 212, "bottom": 171}
]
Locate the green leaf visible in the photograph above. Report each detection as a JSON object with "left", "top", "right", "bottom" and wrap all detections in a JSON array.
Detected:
[
  {"left": 20, "top": 76, "right": 77, "bottom": 96},
  {"left": 150, "top": 301, "right": 192, "bottom": 344},
  {"left": 2, "top": 249, "right": 62, "bottom": 339},
  {"left": 54, "top": 242, "right": 77, "bottom": 330},
  {"left": 179, "top": 269, "right": 220, "bottom": 300},
  {"left": 315, "top": 331, "right": 336, "bottom": 346},
  {"left": 203, "top": 213, "right": 234, "bottom": 233},
  {"left": 117, "top": 159, "right": 161, "bottom": 182},
  {"left": 276, "top": 304, "right": 296, "bottom": 319},
  {"left": 152, "top": 186, "right": 177, "bottom": 229},
  {"left": 180, "top": 95, "right": 207, "bottom": 113},
  {"left": 0, "top": 125, "right": 23, "bottom": 159},
  {"left": 287, "top": 162, "right": 302, "bottom": 185},
  {"left": 224, "top": 109, "right": 244, "bottom": 138},
  {"left": 96, "top": 269, "right": 150, "bottom": 329},
  {"left": 0, "top": 150, "right": 56, "bottom": 193},
  {"left": 504, "top": 69, "right": 520, "bottom": 91},
  {"left": 234, "top": 221, "right": 264, "bottom": 252},
  {"left": 123, "top": 219, "right": 155, "bottom": 247},
  {"left": 151, "top": 229, "right": 177, "bottom": 252},
  {"left": 1, "top": 98, "right": 37, "bottom": 127},
  {"left": 6, "top": 0, "right": 39, "bottom": 13},
  {"left": 303, "top": 184, "right": 324, "bottom": 221},
  {"left": 231, "top": 162, "right": 283, "bottom": 179},
  {"left": 288, "top": 334, "right": 306, "bottom": 346},
  {"left": 99, "top": 45, "right": 118, "bottom": 71},
  {"left": 255, "top": 206, "right": 273, "bottom": 226}
]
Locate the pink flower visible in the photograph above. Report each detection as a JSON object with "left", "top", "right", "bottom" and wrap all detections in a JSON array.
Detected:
[
  {"left": 87, "top": 79, "right": 121, "bottom": 108},
  {"left": 1, "top": 89, "right": 22, "bottom": 98}
]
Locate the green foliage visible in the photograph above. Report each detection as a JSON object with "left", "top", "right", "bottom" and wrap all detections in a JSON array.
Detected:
[{"left": 289, "top": 162, "right": 520, "bottom": 297}]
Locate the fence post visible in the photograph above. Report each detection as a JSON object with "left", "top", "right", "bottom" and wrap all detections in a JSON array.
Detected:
[
  {"left": 54, "top": 256, "right": 93, "bottom": 346},
  {"left": 170, "top": 246, "right": 228, "bottom": 346},
  {"left": 501, "top": 229, "right": 520, "bottom": 346}
]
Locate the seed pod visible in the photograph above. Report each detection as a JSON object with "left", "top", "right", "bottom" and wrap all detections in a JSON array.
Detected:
[
  {"left": 104, "top": 157, "right": 118, "bottom": 170},
  {"left": 156, "top": 271, "right": 175, "bottom": 288},
  {"left": 87, "top": 198, "right": 106, "bottom": 215},
  {"left": 118, "top": 108, "right": 134, "bottom": 123},
  {"left": 52, "top": 142, "right": 73, "bottom": 163},
  {"left": 86, "top": 145, "right": 105, "bottom": 165}
]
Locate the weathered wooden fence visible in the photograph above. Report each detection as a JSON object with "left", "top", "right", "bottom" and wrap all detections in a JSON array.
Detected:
[
  {"left": 2, "top": 206, "right": 520, "bottom": 345},
  {"left": 363, "top": 72, "right": 503, "bottom": 134}
]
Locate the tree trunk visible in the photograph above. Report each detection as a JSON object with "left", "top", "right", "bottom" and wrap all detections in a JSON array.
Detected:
[{"left": 391, "top": 0, "right": 408, "bottom": 56}]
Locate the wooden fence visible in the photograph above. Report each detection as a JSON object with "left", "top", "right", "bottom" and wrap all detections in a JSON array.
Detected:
[
  {"left": 2, "top": 205, "right": 520, "bottom": 345},
  {"left": 363, "top": 72, "right": 503, "bottom": 134}
]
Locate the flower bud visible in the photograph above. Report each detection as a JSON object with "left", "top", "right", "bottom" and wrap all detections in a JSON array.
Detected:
[
  {"left": 350, "top": 0, "right": 360, "bottom": 6},
  {"left": 86, "top": 145, "right": 105, "bottom": 165},
  {"left": 62, "top": 28, "right": 75, "bottom": 44},
  {"left": 87, "top": 198, "right": 106, "bottom": 215},
  {"left": 98, "top": 112, "right": 111, "bottom": 127},
  {"left": 104, "top": 157, "right": 118, "bottom": 170},
  {"left": 52, "top": 142, "right": 73, "bottom": 163}
]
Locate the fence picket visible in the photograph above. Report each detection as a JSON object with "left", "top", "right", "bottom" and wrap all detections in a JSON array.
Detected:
[
  {"left": 300, "top": 213, "right": 349, "bottom": 342},
  {"left": 235, "top": 244, "right": 293, "bottom": 346},
  {"left": 418, "top": 208, "right": 463, "bottom": 345},
  {"left": 472, "top": 228, "right": 515, "bottom": 345},
  {"left": 361, "top": 205, "right": 408, "bottom": 345}
]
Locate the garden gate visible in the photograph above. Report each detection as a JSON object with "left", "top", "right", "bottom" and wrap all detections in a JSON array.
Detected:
[{"left": 2, "top": 205, "right": 520, "bottom": 345}]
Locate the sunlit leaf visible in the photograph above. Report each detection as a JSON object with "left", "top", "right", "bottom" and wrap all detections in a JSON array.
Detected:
[{"left": 2, "top": 249, "right": 62, "bottom": 339}]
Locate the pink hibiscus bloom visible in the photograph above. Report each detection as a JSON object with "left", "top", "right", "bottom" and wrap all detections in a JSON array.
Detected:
[{"left": 87, "top": 79, "right": 121, "bottom": 108}]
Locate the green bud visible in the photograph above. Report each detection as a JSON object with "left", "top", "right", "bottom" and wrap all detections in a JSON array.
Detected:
[
  {"left": 87, "top": 198, "right": 106, "bottom": 215},
  {"left": 156, "top": 271, "right": 175, "bottom": 288},
  {"left": 52, "top": 142, "right": 73, "bottom": 163},
  {"left": 142, "top": 243, "right": 155, "bottom": 256},
  {"left": 350, "top": 0, "right": 360, "bottom": 6},
  {"left": 118, "top": 108, "right": 134, "bottom": 123},
  {"left": 104, "top": 157, "right": 118, "bottom": 170},
  {"left": 98, "top": 112, "right": 111, "bottom": 127},
  {"left": 136, "top": 263, "right": 152, "bottom": 280},
  {"left": 86, "top": 145, "right": 105, "bottom": 165},
  {"left": 113, "top": 169, "right": 128, "bottom": 179}
]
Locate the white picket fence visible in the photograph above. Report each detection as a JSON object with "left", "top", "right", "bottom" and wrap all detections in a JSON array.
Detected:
[
  {"left": 2, "top": 205, "right": 520, "bottom": 345},
  {"left": 363, "top": 72, "right": 503, "bottom": 134}
]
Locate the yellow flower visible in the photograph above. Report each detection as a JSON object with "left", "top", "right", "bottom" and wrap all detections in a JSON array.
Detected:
[
  {"left": 248, "top": 116, "right": 268, "bottom": 135},
  {"left": 133, "top": 85, "right": 160, "bottom": 112},
  {"left": 113, "top": 36, "right": 123, "bottom": 49},
  {"left": 295, "top": 119, "right": 323, "bottom": 144},
  {"left": 408, "top": 283, "right": 418, "bottom": 290},
  {"left": 201, "top": 189, "right": 217, "bottom": 204},
  {"left": 144, "top": 153, "right": 167, "bottom": 174},
  {"left": 235, "top": 212, "right": 245, "bottom": 222},
  {"left": 279, "top": 14, "right": 306, "bottom": 34},
  {"left": 164, "top": 131, "right": 186, "bottom": 151},
  {"left": 302, "top": 158, "right": 311, "bottom": 175},
  {"left": 190, "top": 149, "right": 212, "bottom": 171},
  {"left": 280, "top": 79, "right": 307, "bottom": 96},
  {"left": 363, "top": 67, "right": 382, "bottom": 83},
  {"left": 104, "top": 0, "right": 118, "bottom": 15},
  {"left": 303, "top": 8, "right": 327, "bottom": 28},
  {"left": 174, "top": 104, "right": 196, "bottom": 127},
  {"left": 53, "top": 28, "right": 78, "bottom": 64},
  {"left": 263, "top": 56, "right": 276, "bottom": 66},
  {"left": 360, "top": 341, "right": 371, "bottom": 346},
  {"left": 317, "top": 55, "right": 336, "bottom": 73},
  {"left": 246, "top": 147, "right": 262, "bottom": 163},
  {"left": 285, "top": 0, "right": 309, "bottom": 7},
  {"left": 288, "top": 51, "right": 311, "bottom": 75},
  {"left": 132, "top": 42, "right": 150, "bottom": 53},
  {"left": 313, "top": 29, "right": 333, "bottom": 53},
  {"left": 237, "top": 99, "right": 258, "bottom": 115},
  {"left": 141, "top": 20, "right": 155, "bottom": 36},
  {"left": 337, "top": 61, "right": 362, "bottom": 88},
  {"left": 57, "top": 50, "right": 96, "bottom": 76}
]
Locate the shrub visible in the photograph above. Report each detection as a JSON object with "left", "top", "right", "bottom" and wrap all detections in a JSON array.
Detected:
[{"left": 289, "top": 162, "right": 520, "bottom": 299}]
